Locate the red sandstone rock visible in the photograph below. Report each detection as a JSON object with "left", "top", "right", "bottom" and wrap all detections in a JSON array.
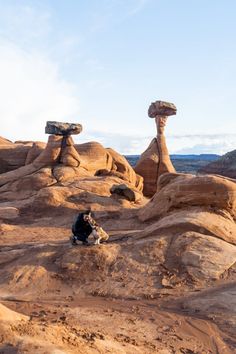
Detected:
[
  {"left": 0, "top": 136, "right": 13, "bottom": 145},
  {"left": 25, "top": 142, "right": 46, "bottom": 165},
  {"left": 136, "top": 172, "right": 236, "bottom": 281},
  {"left": 107, "top": 148, "right": 143, "bottom": 192},
  {"left": 0, "top": 144, "right": 31, "bottom": 173},
  {"left": 139, "top": 173, "right": 236, "bottom": 221},
  {"left": 135, "top": 137, "right": 175, "bottom": 197}
]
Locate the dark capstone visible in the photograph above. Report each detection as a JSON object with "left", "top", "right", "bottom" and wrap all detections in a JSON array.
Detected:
[
  {"left": 45, "top": 121, "right": 82, "bottom": 136},
  {"left": 148, "top": 101, "right": 177, "bottom": 118}
]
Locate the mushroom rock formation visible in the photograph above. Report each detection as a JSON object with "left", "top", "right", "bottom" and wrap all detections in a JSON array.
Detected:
[
  {"left": 0, "top": 120, "right": 142, "bottom": 189},
  {"left": 198, "top": 149, "right": 236, "bottom": 179},
  {"left": 138, "top": 172, "right": 236, "bottom": 281},
  {"left": 134, "top": 100, "right": 176, "bottom": 198},
  {"left": 45, "top": 121, "right": 82, "bottom": 136},
  {"left": 0, "top": 121, "right": 143, "bottom": 212}
]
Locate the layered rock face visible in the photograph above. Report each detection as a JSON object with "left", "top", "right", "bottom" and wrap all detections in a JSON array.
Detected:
[
  {"left": 0, "top": 142, "right": 32, "bottom": 174},
  {"left": 198, "top": 149, "right": 236, "bottom": 179},
  {"left": 138, "top": 172, "right": 236, "bottom": 282}
]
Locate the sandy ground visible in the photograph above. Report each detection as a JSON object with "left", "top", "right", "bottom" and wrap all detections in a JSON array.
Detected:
[{"left": 0, "top": 221, "right": 236, "bottom": 354}]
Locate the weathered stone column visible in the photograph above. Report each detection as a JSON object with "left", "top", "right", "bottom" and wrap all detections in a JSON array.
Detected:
[
  {"left": 135, "top": 101, "right": 176, "bottom": 197},
  {"left": 45, "top": 121, "right": 83, "bottom": 164},
  {"left": 0, "top": 121, "right": 83, "bottom": 187}
]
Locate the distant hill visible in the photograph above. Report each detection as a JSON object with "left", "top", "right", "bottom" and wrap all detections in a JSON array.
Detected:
[
  {"left": 198, "top": 149, "right": 236, "bottom": 179},
  {"left": 125, "top": 154, "right": 220, "bottom": 175},
  {"left": 170, "top": 154, "right": 219, "bottom": 161}
]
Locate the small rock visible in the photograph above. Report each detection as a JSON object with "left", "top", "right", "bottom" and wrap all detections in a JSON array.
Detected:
[
  {"left": 110, "top": 184, "right": 141, "bottom": 202},
  {"left": 0, "top": 207, "right": 19, "bottom": 219},
  {"left": 161, "top": 277, "right": 173, "bottom": 288}
]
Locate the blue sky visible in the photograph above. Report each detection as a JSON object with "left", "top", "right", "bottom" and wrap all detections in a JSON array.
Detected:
[{"left": 0, "top": 0, "right": 236, "bottom": 154}]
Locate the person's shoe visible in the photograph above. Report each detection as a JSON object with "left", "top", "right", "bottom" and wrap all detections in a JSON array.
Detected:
[{"left": 70, "top": 235, "right": 77, "bottom": 246}]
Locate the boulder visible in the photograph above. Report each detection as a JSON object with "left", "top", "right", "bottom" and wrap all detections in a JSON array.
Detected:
[
  {"left": 139, "top": 173, "right": 236, "bottom": 221},
  {"left": 53, "top": 165, "right": 77, "bottom": 182},
  {"left": 0, "top": 206, "right": 19, "bottom": 219},
  {"left": 110, "top": 184, "right": 142, "bottom": 202},
  {"left": 167, "top": 231, "right": 236, "bottom": 280}
]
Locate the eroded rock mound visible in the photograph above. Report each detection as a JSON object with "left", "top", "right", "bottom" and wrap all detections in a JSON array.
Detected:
[
  {"left": 0, "top": 134, "right": 143, "bottom": 216},
  {"left": 198, "top": 149, "right": 236, "bottom": 179},
  {"left": 0, "top": 143, "right": 31, "bottom": 173},
  {"left": 138, "top": 173, "right": 236, "bottom": 282}
]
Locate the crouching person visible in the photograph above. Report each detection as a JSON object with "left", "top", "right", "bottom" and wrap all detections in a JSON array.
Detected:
[{"left": 70, "top": 210, "right": 93, "bottom": 246}]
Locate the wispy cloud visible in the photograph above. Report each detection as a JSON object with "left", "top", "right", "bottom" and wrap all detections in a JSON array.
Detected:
[
  {"left": 76, "top": 130, "right": 236, "bottom": 155},
  {"left": 167, "top": 134, "right": 236, "bottom": 155},
  {"left": 0, "top": 3, "right": 51, "bottom": 47},
  {"left": 0, "top": 40, "right": 80, "bottom": 142},
  {"left": 89, "top": 0, "right": 151, "bottom": 33},
  {"left": 127, "top": 0, "right": 151, "bottom": 16},
  {"left": 0, "top": 2, "right": 81, "bottom": 142}
]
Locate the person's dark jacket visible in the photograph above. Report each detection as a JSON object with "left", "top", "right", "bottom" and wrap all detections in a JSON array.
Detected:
[{"left": 72, "top": 213, "right": 93, "bottom": 241}]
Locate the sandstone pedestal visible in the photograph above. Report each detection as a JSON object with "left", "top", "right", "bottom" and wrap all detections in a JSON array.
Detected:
[{"left": 135, "top": 100, "right": 176, "bottom": 197}]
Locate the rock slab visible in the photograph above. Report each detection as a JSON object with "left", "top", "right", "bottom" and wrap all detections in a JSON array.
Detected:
[{"left": 45, "top": 121, "right": 82, "bottom": 135}]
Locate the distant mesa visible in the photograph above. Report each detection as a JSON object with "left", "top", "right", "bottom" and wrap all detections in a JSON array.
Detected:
[{"left": 198, "top": 149, "right": 236, "bottom": 179}]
